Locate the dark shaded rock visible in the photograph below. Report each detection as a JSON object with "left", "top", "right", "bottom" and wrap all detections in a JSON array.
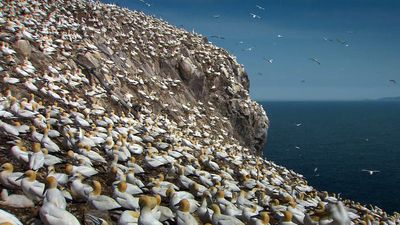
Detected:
[
  {"left": 229, "top": 99, "right": 269, "bottom": 153},
  {"left": 98, "top": 43, "right": 114, "bottom": 56},
  {"left": 77, "top": 52, "right": 100, "bottom": 70}
]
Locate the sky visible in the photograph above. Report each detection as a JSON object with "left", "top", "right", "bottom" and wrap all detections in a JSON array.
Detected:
[{"left": 102, "top": 0, "right": 400, "bottom": 101}]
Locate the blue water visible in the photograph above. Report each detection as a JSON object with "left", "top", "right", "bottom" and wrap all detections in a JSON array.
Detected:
[{"left": 261, "top": 101, "right": 400, "bottom": 213}]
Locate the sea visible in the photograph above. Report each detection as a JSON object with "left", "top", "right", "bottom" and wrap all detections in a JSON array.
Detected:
[{"left": 260, "top": 101, "right": 400, "bottom": 214}]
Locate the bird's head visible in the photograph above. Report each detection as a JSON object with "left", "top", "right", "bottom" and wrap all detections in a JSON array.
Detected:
[
  {"left": 211, "top": 204, "right": 221, "bottom": 214},
  {"left": 32, "top": 142, "right": 41, "bottom": 152},
  {"left": 117, "top": 181, "right": 127, "bottom": 193},
  {"left": 130, "top": 156, "right": 136, "bottom": 163},
  {"left": 18, "top": 170, "right": 36, "bottom": 182},
  {"left": 166, "top": 187, "right": 175, "bottom": 198},
  {"left": 65, "top": 164, "right": 73, "bottom": 175},
  {"left": 283, "top": 211, "right": 293, "bottom": 222},
  {"left": 1, "top": 163, "right": 13, "bottom": 172},
  {"left": 139, "top": 196, "right": 157, "bottom": 209},
  {"left": 44, "top": 176, "right": 58, "bottom": 194},
  {"left": 260, "top": 212, "right": 270, "bottom": 224},
  {"left": 92, "top": 180, "right": 102, "bottom": 196},
  {"left": 179, "top": 199, "right": 190, "bottom": 212}
]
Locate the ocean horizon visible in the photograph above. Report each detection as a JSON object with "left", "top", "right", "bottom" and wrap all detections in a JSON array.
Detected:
[{"left": 261, "top": 100, "right": 400, "bottom": 213}]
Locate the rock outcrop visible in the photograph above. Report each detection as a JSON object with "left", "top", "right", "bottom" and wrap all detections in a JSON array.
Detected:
[{"left": 68, "top": 10, "right": 270, "bottom": 153}]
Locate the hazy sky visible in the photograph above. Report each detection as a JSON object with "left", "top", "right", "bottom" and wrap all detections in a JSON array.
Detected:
[{"left": 102, "top": 0, "right": 400, "bottom": 101}]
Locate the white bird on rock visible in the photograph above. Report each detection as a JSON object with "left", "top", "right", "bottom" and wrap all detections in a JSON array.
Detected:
[
  {"left": 43, "top": 176, "right": 67, "bottom": 209},
  {"left": 0, "top": 209, "right": 23, "bottom": 225},
  {"left": 40, "top": 202, "right": 80, "bottom": 225},
  {"left": 18, "top": 170, "right": 44, "bottom": 202},
  {"left": 88, "top": 180, "right": 121, "bottom": 210},
  {"left": 0, "top": 163, "right": 22, "bottom": 188},
  {"left": 0, "top": 189, "right": 34, "bottom": 208}
]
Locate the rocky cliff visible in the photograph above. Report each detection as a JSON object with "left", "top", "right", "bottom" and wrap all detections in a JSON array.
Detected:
[{"left": 70, "top": 1, "right": 269, "bottom": 153}]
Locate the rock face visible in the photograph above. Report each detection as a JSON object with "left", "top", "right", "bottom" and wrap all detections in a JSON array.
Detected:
[{"left": 68, "top": 5, "right": 269, "bottom": 153}]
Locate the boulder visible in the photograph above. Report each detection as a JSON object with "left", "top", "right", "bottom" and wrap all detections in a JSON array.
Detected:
[
  {"left": 14, "top": 40, "right": 31, "bottom": 57},
  {"left": 77, "top": 52, "right": 100, "bottom": 69},
  {"left": 178, "top": 57, "right": 196, "bottom": 81},
  {"left": 98, "top": 43, "right": 114, "bottom": 56}
]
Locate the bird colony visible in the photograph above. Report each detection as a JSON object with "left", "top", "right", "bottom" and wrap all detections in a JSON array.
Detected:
[{"left": 0, "top": 0, "right": 398, "bottom": 225}]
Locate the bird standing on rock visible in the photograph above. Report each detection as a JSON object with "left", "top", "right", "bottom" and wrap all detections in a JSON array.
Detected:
[
  {"left": 138, "top": 196, "right": 163, "bottom": 225},
  {"left": 0, "top": 163, "right": 22, "bottom": 188},
  {"left": 43, "top": 176, "right": 67, "bottom": 209},
  {"left": 176, "top": 199, "right": 199, "bottom": 225},
  {"left": 88, "top": 180, "right": 121, "bottom": 211},
  {"left": 18, "top": 170, "right": 44, "bottom": 202}
]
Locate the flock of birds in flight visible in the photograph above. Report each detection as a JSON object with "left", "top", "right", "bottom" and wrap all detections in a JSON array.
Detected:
[
  {"left": 200, "top": 3, "right": 397, "bottom": 85},
  {"left": 290, "top": 123, "right": 381, "bottom": 177}
]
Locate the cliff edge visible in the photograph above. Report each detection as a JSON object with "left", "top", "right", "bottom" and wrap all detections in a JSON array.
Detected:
[{"left": 72, "top": 1, "right": 269, "bottom": 153}]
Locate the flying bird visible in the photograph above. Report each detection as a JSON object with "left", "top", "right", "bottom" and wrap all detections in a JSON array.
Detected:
[
  {"left": 242, "top": 47, "right": 254, "bottom": 51},
  {"left": 295, "top": 123, "right": 302, "bottom": 127},
  {"left": 138, "top": 0, "right": 151, "bottom": 7},
  {"left": 389, "top": 79, "right": 396, "bottom": 84},
  {"left": 309, "top": 58, "right": 321, "bottom": 65},
  {"left": 256, "top": 5, "right": 265, "bottom": 10},
  {"left": 250, "top": 13, "right": 261, "bottom": 19},
  {"left": 295, "top": 146, "right": 301, "bottom": 150},
  {"left": 362, "top": 169, "right": 380, "bottom": 175},
  {"left": 213, "top": 14, "right": 220, "bottom": 18},
  {"left": 277, "top": 34, "right": 284, "bottom": 38},
  {"left": 314, "top": 167, "right": 319, "bottom": 176},
  {"left": 336, "top": 38, "right": 346, "bottom": 45},
  {"left": 263, "top": 57, "right": 273, "bottom": 63},
  {"left": 210, "top": 35, "right": 225, "bottom": 40}
]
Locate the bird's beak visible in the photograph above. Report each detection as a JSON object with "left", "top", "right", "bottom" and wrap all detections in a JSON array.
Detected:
[
  {"left": 250, "top": 214, "right": 260, "bottom": 219},
  {"left": 16, "top": 174, "right": 26, "bottom": 181},
  {"left": 146, "top": 182, "right": 155, "bottom": 188},
  {"left": 174, "top": 202, "right": 180, "bottom": 207},
  {"left": 43, "top": 184, "right": 48, "bottom": 195},
  {"left": 87, "top": 215, "right": 103, "bottom": 225}
]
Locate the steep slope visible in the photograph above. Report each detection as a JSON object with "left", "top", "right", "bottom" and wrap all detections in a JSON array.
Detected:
[{"left": 68, "top": 0, "right": 268, "bottom": 153}]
